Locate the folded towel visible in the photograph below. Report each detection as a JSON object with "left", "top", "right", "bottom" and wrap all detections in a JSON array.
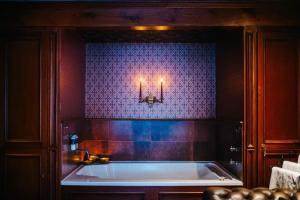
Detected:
[
  {"left": 282, "top": 161, "right": 300, "bottom": 173},
  {"left": 269, "top": 167, "right": 300, "bottom": 190}
]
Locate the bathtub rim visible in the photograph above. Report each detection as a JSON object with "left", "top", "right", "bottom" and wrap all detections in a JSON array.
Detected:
[{"left": 61, "top": 161, "right": 243, "bottom": 186}]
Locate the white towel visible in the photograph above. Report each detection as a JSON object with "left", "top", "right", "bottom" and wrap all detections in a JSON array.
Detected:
[
  {"left": 298, "top": 155, "right": 300, "bottom": 163},
  {"left": 282, "top": 161, "right": 300, "bottom": 173},
  {"left": 269, "top": 167, "right": 300, "bottom": 190}
]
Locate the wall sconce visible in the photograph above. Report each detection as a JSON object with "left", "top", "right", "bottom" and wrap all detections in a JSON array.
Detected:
[{"left": 139, "top": 78, "right": 164, "bottom": 106}]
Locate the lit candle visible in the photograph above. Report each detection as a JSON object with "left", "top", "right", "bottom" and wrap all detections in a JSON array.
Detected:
[
  {"left": 160, "top": 78, "right": 163, "bottom": 101},
  {"left": 139, "top": 78, "right": 142, "bottom": 101}
]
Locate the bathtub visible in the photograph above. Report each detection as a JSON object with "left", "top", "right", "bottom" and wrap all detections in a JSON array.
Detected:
[{"left": 61, "top": 161, "right": 243, "bottom": 186}]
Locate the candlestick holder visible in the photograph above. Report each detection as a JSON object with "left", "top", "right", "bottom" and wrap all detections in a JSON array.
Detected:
[{"left": 139, "top": 79, "right": 164, "bottom": 106}]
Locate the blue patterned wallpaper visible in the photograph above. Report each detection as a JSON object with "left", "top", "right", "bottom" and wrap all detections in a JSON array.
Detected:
[{"left": 85, "top": 43, "right": 216, "bottom": 119}]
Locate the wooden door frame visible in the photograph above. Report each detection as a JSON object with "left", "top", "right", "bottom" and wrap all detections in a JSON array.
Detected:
[{"left": 243, "top": 26, "right": 259, "bottom": 188}]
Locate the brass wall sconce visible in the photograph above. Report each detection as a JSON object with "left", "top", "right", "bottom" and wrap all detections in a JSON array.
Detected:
[{"left": 139, "top": 78, "right": 164, "bottom": 106}]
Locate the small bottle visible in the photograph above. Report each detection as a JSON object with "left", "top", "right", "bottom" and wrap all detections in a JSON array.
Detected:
[{"left": 69, "top": 133, "right": 79, "bottom": 151}]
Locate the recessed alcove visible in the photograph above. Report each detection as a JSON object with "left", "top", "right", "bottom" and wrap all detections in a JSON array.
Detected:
[
  {"left": 2, "top": 1, "right": 300, "bottom": 199},
  {"left": 59, "top": 27, "right": 244, "bottom": 180}
]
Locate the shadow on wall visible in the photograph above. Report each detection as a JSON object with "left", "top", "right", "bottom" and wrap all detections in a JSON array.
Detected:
[{"left": 216, "top": 120, "right": 243, "bottom": 179}]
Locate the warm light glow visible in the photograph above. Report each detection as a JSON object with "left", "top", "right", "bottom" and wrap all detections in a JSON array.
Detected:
[
  {"left": 136, "top": 75, "right": 169, "bottom": 89},
  {"left": 139, "top": 77, "right": 144, "bottom": 83},
  {"left": 154, "top": 26, "right": 170, "bottom": 31},
  {"left": 70, "top": 154, "right": 82, "bottom": 163},
  {"left": 133, "top": 26, "right": 149, "bottom": 31},
  {"left": 137, "top": 77, "right": 145, "bottom": 90},
  {"left": 132, "top": 26, "right": 171, "bottom": 31}
]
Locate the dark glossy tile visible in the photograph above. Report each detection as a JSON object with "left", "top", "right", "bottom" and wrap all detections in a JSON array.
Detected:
[
  {"left": 108, "top": 141, "right": 135, "bottom": 160},
  {"left": 216, "top": 121, "right": 242, "bottom": 162},
  {"left": 76, "top": 120, "right": 91, "bottom": 140},
  {"left": 150, "top": 141, "right": 193, "bottom": 161},
  {"left": 193, "top": 142, "right": 216, "bottom": 161},
  {"left": 151, "top": 120, "right": 194, "bottom": 141},
  {"left": 79, "top": 140, "right": 109, "bottom": 155},
  {"left": 133, "top": 142, "right": 151, "bottom": 160},
  {"left": 62, "top": 119, "right": 90, "bottom": 140},
  {"left": 61, "top": 150, "right": 79, "bottom": 178},
  {"left": 90, "top": 119, "right": 109, "bottom": 140},
  {"left": 61, "top": 121, "right": 76, "bottom": 145},
  {"left": 194, "top": 120, "right": 216, "bottom": 142},
  {"left": 68, "top": 119, "right": 219, "bottom": 162},
  {"left": 109, "top": 120, "right": 151, "bottom": 141}
]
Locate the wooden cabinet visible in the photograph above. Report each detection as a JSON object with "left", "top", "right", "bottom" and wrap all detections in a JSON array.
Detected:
[
  {"left": 62, "top": 186, "right": 204, "bottom": 200},
  {"left": 256, "top": 29, "right": 300, "bottom": 187},
  {"left": 0, "top": 30, "right": 57, "bottom": 200}
]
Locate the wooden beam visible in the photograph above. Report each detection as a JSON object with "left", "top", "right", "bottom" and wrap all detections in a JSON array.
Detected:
[{"left": 0, "top": 1, "right": 299, "bottom": 27}]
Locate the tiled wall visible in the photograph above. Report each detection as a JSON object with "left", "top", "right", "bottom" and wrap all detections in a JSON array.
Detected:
[
  {"left": 85, "top": 43, "right": 216, "bottom": 119},
  {"left": 79, "top": 119, "right": 216, "bottom": 161}
]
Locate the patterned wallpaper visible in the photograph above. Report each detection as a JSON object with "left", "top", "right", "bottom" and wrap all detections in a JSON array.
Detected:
[{"left": 85, "top": 43, "right": 216, "bottom": 119}]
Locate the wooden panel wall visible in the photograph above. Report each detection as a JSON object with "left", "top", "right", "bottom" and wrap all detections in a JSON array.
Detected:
[
  {"left": 59, "top": 30, "right": 85, "bottom": 121},
  {"left": 6, "top": 39, "right": 41, "bottom": 142},
  {"left": 257, "top": 29, "right": 300, "bottom": 186},
  {"left": 59, "top": 30, "right": 86, "bottom": 179},
  {"left": 0, "top": 30, "right": 56, "bottom": 200},
  {"left": 216, "top": 29, "right": 244, "bottom": 121},
  {"left": 4, "top": 152, "right": 44, "bottom": 200},
  {"left": 3, "top": 34, "right": 46, "bottom": 199},
  {"left": 215, "top": 29, "right": 244, "bottom": 179},
  {"left": 0, "top": 33, "right": 4, "bottom": 197},
  {"left": 243, "top": 27, "right": 258, "bottom": 188},
  {"left": 263, "top": 33, "right": 299, "bottom": 142},
  {"left": 62, "top": 186, "right": 206, "bottom": 200}
]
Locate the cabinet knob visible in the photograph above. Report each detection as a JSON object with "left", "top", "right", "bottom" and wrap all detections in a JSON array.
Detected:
[
  {"left": 261, "top": 144, "right": 267, "bottom": 157},
  {"left": 247, "top": 144, "right": 255, "bottom": 152}
]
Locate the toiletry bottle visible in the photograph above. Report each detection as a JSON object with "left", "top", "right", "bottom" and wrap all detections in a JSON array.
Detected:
[{"left": 69, "top": 133, "right": 79, "bottom": 151}]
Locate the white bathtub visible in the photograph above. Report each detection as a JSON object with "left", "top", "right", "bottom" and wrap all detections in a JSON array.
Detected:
[{"left": 61, "top": 161, "right": 243, "bottom": 186}]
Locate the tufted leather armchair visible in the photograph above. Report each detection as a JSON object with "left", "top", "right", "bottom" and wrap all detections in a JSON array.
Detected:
[{"left": 203, "top": 187, "right": 300, "bottom": 200}]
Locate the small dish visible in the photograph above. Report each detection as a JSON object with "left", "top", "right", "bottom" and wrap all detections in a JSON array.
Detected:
[{"left": 98, "top": 155, "right": 110, "bottom": 164}]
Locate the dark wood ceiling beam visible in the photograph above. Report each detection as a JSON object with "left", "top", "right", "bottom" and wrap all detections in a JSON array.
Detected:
[{"left": 0, "top": 1, "right": 299, "bottom": 27}]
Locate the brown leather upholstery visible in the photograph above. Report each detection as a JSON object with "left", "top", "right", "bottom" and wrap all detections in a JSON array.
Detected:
[{"left": 203, "top": 187, "right": 300, "bottom": 200}]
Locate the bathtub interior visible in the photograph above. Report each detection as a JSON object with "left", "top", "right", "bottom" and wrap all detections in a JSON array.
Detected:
[{"left": 75, "top": 162, "right": 229, "bottom": 180}]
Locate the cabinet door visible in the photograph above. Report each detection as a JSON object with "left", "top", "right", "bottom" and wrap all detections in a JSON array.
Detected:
[
  {"left": 0, "top": 30, "right": 56, "bottom": 200},
  {"left": 257, "top": 29, "right": 300, "bottom": 186}
]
